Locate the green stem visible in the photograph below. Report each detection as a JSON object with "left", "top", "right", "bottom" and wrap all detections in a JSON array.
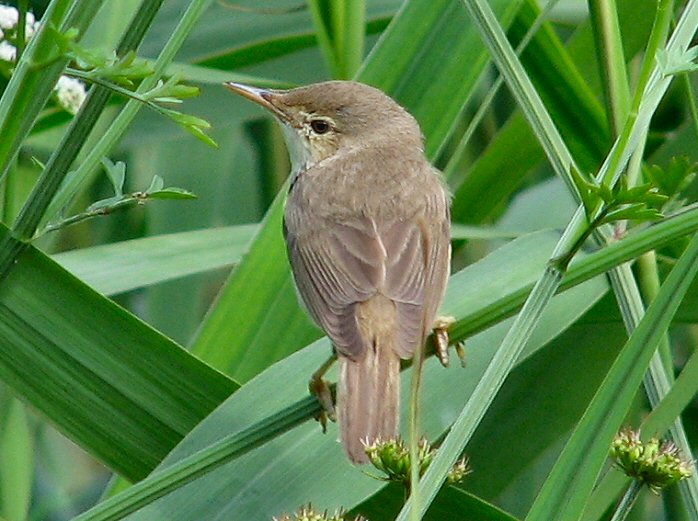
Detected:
[
  {"left": 628, "top": 0, "right": 674, "bottom": 116},
  {"left": 609, "top": 481, "right": 642, "bottom": 521},
  {"left": 40, "top": 0, "right": 216, "bottom": 230},
  {"left": 398, "top": 264, "right": 564, "bottom": 521},
  {"left": 307, "top": 1, "right": 339, "bottom": 78},
  {"left": 344, "top": 0, "right": 366, "bottom": 78},
  {"left": 682, "top": 72, "right": 698, "bottom": 142},
  {"left": 589, "top": 0, "right": 698, "bottom": 515},
  {"left": 444, "top": 0, "right": 560, "bottom": 184},
  {"left": 71, "top": 397, "right": 319, "bottom": 521},
  {"left": 588, "top": 0, "right": 631, "bottom": 134},
  {"left": 0, "top": 0, "right": 78, "bottom": 181},
  {"left": 15, "top": 0, "right": 28, "bottom": 61},
  {"left": 60, "top": 202, "right": 698, "bottom": 520},
  {"left": 63, "top": 68, "right": 171, "bottom": 116},
  {"left": 0, "top": 0, "right": 166, "bottom": 281},
  {"left": 408, "top": 328, "right": 426, "bottom": 521},
  {"left": 637, "top": 251, "right": 674, "bottom": 375},
  {"left": 396, "top": 0, "right": 698, "bottom": 517}
]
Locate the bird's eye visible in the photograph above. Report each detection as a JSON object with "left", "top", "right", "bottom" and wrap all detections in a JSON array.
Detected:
[{"left": 310, "top": 119, "right": 331, "bottom": 134}]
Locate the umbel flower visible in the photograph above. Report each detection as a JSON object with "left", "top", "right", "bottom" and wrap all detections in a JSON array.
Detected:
[
  {"left": 610, "top": 428, "right": 694, "bottom": 494},
  {"left": 54, "top": 75, "right": 87, "bottom": 115},
  {"left": 363, "top": 436, "right": 471, "bottom": 486},
  {"left": 0, "top": 3, "right": 85, "bottom": 113},
  {"left": 273, "top": 504, "right": 367, "bottom": 521}
]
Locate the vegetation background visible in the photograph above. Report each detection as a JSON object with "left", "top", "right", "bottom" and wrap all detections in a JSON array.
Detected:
[{"left": 0, "top": 0, "right": 697, "bottom": 520}]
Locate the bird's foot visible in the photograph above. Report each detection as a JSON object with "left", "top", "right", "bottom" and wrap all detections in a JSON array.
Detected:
[
  {"left": 308, "top": 354, "right": 337, "bottom": 432},
  {"left": 308, "top": 376, "right": 336, "bottom": 432},
  {"left": 432, "top": 315, "right": 466, "bottom": 368}
]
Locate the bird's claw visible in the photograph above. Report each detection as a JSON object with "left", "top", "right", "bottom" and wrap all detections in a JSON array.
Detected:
[
  {"left": 432, "top": 315, "right": 465, "bottom": 368},
  {"left": 309, "top": 375, "right": 336, "bottom": 432}
]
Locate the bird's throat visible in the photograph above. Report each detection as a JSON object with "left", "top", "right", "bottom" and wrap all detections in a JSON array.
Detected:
[{"left": 281, "top": 123, "right": 315, "bottom": 180}]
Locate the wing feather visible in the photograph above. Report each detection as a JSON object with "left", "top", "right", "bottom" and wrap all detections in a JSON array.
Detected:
[{"left": 285, "top": 167, "right": 450, "bottom": 360}]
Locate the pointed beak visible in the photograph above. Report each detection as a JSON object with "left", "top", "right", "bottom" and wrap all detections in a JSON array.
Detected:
[{"left": 224, "top": 82, "right": 290, "bottom": 123}]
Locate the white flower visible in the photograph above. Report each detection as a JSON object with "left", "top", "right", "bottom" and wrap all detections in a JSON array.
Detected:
[
  {"left": 0, "top": 5, "right": 37, "bottom": 38},
  {"left": 55, "top": 76, "right": 87, "bottom": 115},
  {"left": 23, "top": 12, "right": 36, "bottom": 39},
  {"left": 0, "top": 5, "right": 18, "bottom": 30},
  {"left": 0, "top": 40, "right": 15, "bottom": 61}
]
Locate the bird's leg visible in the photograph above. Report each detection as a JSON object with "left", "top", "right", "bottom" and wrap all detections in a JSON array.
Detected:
[
  {"left": 432, "top": 315, "right": 466, "bottom": 368},
  {"left": 308, "top": 352, "right": 337, "bottom": 432}
]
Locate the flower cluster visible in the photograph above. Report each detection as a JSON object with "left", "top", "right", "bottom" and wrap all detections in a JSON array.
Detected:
[
  {"left": 54, "top": 74, "right": 86, "bottom": 114},
  {"left": 610, "top": 428, "right": 694, "bottom": 494},
  {"left": 0, "top": 4, "right": 37, "bottom": 59},
  {"left": 363, "top": 436, "right": 470, "bottom": 486},
  {"left": 0, "top": 3, "right": 86, "bottom": 114},
  {"left": 273, "top": 504, "right": 366, "bottom": 521}
]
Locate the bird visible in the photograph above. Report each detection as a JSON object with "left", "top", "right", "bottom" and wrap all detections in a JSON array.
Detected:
[{"left": 225, "top": 80, "right": 451, "bottom": 463}]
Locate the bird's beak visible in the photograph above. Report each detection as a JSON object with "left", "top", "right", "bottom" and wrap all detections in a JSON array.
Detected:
[{"left": 224, "top": 82, "right": 291, "bottom": 123}]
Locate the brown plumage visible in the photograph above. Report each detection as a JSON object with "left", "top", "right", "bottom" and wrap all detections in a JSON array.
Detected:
[{"left": 225, "top": 80, "right": 451, "bottom": 463}]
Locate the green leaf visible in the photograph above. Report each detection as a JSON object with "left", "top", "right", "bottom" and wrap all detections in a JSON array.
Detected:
[
  {"left": 601, "top": 205, "right": 664, "bottom": 225},
  {"left": 0, "top": 0, "right": 104, "bottom": 179},
  {"left": 0, "top": 397, "right": 32, "bottom": 521},
  {"left": 147, "top": 188, "right": 197, "bottom": 200},
  {"left": 92, "top": 232, "right": 607, "bottom": 521},
  {"left": 101, "top": 157, "right": 126, "bottom": 196},
  {"left": 525, "top": 232, "right": 698, "bottom": 521},
  {"left": 647, "top": 156, "right": 698, "bottom": 198},
  {"left": 450, "top": 0, "right": 655, "bottom": 224},
  {"left": 353, "top": 483, "right": 520, "bottom": 520},
  {"left": 657, "top": 45, "right": 698, "bottom": 76},
  {"left": 52, "top": 224, "right": 257, "bottom": 296},
  {"left": 145, "top": 174, "right": 165, "bottom": 193},
  {"left": 0, "top": 224, "right": 237, "bottom": 481}
]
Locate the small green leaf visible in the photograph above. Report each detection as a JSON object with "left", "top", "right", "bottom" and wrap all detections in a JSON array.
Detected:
[
  {"left": 100, "top": 157, "right": 125, "bottom": 196},
  {"left": 166, "top": 110, "right": 211, "bottom": 129},
  {"left": 657, "top": 46, "right": 698, "bottom": 76},
  {"left": 614, "top": 182, "right": 654, "bottom": 203},
  {"left": 648, "top": 157, "right": 698, "bottom": 198},
  {"left": 185, "top": 124, "right": 218, "bottom": 148},
  {"left": 601, "top": 205, "right": 664, "bottom": 225},
  {"left": 597, "top": 182, "right": 615, "bottom": 204},
  {"left": 152, "top": 97, "right": 183, "bottom": 104},
  {"left": 163, "top": 83, "right": 200, "bottom": 99},
  {"left": 147, "top": 188, "right": 197, "bottom": 200},
  {"left": 145, "top": 174, "right": 165, "bottom": 193},
  {"left": 85, "top": 195, "right": 123, "bottom": 213},
  {"left": 570, "top": 167, "right": 599, "bottom": 218}
]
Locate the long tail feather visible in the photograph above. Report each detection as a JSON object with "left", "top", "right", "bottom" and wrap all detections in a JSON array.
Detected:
[{"left": 338, "top": 296, "right": 401, "bottom": 464}]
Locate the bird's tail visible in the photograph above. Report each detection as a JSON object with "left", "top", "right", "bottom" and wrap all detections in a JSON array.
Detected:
[{"left": 338, "top": 295, "right": 401, "bottom": 464}]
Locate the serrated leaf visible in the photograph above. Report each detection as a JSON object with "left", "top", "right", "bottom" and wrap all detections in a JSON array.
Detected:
[
  {"left": 636, "top": 192, "right": 669, "bottom": 207},
  {"left": 614, "top": 182, "right": 654, "bottom": 203},
  {"left": 648, "top": 156, "right": 698, "bottom": 198},
  {"left": 601, "top": 205, "right": 664, "bottom": 225}
]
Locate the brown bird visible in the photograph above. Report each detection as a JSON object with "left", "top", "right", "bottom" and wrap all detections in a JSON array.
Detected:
[{"left": 225, "top": 80, "right": 451, "bottom": 463}]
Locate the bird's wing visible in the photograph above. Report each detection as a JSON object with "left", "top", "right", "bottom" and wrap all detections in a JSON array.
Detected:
[{"left": 285, "top": 176, "right": 450, "bottom": 360}]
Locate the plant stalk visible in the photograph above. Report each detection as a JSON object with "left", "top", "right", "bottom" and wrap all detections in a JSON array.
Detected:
[{"left": 609, "top": 480, "right": 642, "bottom": 521}]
